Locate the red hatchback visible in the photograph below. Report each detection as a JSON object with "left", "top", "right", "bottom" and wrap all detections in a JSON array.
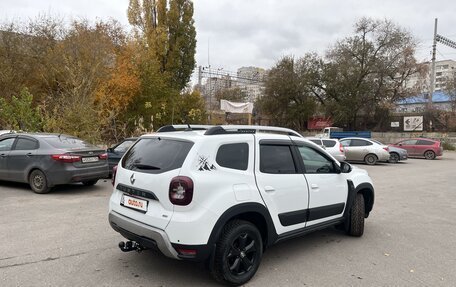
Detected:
[{"left": 390, "top": 138, "right": 443, "bottom": 160}]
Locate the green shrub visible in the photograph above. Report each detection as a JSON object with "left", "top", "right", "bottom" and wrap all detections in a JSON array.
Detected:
[{"left": 441, "top": 140, "right": 456, "bottom": 151}]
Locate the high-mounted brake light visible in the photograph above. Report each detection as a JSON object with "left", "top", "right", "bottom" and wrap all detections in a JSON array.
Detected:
[
  {"left": 51, "top": 154, "right": 81, "bottom": 163},
  {"left": 169, "top": 176, "right": 194, "bottom": 206}
]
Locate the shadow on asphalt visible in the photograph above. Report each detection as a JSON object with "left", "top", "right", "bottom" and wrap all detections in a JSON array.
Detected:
[{"left": 0, "top": 179, "right": 110, "bottom": 196}]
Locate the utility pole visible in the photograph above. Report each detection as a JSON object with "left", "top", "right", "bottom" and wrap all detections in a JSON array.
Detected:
[{"left": 428, "top": 18, "right": 438, "bottom": 110}]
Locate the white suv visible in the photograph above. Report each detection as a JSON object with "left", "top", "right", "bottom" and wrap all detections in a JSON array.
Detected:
[{"left": 109, "top": 125, "right": 375, "bottom": 286}]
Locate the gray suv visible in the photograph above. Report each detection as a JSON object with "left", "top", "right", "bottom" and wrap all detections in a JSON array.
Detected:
[{"left": 0, "top": 133, "right": 108, "bottom": 193}]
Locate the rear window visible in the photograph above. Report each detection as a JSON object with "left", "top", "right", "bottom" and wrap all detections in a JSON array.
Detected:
[
  {"left": 216, "top": 143, "right": 249, "bottom": 171},
  {"left": 122, "top": 138, "right": 193, "bottom": 174},
  {"left": 44, "top": 136, "right": 96, "bottom": 149},
  {"left": 322, "top": 140, "right": 337, "bottom": 147}
]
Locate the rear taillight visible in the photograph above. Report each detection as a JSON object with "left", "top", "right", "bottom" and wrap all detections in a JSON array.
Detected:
[
  {"left": 169, "top": 176, "right": 194, "bottom": 206},
  {"left": 339, "top": 143, "right": 344, "bottom": 153},
  {"left": 111, "top": 165, "right": 118, "bottom": 186},
  {"left": 383, "top": 147, "right": 389, "bottom": 152},
  {"left": 51, "top": 154, "right": 81, "bottom": 163},
  {"left": 99, "top": 153, "right": 108, "bottom": 160}
]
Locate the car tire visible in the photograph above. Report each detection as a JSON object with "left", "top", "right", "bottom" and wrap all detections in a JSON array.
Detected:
[
  {"left": 364, "top": 154, "right": 377, "bottom": 165},
  {"left": 211, "top": 220, "right": 263, "bottom": 286},
  {"left": 388, "top": 152, "right": 400, "bottom": 163},
  {"left": 347, "top": 193, "right": 365, "bottom": 237},
  {"left": 424, "top": 150, "right": 436, "bottom": 160},
  {"left": 82, "top": 180, "right": 98, "bottom": 186},
  {"left": 29, "top": 169, "right": 51, "bottom": 194}
]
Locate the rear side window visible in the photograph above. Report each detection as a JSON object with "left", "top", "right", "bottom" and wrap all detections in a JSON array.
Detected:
[
  {"left": 15, "top": 138, "right": 39, "bottom": 150},
  {"left": 416, "top": 140, "right": 434, "bottom": 145},
  {"left": 350, "top": 139, "right": 372, "bottom": 147},
  {"left": 260, "top": 145, "right": 296, "bottom": 174},
  {"left": 309, "top": 139, "right": 322, "bottom": 145},
  {"left": 322, "top": 140, "right": 337, "bottom": 147},
  {"left": 122, "top": 138, "right": 193, "bottom": 174},
  {"left": 44, "top": 136, "right": 96, "bottom": 149},
  {"left": 216, "top": 143, "right": 249, "bottom": 171}
]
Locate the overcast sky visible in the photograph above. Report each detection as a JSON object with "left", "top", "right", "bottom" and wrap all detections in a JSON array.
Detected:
[{"left": 1, "top": 0, "right": 456, "bottom": 77}]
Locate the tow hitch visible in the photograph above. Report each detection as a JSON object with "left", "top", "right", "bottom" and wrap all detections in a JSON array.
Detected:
[{"left": 118, "top": 241, "right": 145, "bottom": 253}]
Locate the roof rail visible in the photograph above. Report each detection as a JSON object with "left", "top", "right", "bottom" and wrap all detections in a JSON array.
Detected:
[
  {"left": 156, "top": 125, "right": 213, "bottom": 133},
  {"left": 204, "top": 125, "right": 303, "bottom": 137}
]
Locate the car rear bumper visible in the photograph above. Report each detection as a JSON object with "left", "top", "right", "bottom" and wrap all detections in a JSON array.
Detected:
[
  {"left": 48, "top": 164, "right": 109, "bottom": 186},
  {"left": 109, "top": 211, "right": 180, "bottom": 259}
]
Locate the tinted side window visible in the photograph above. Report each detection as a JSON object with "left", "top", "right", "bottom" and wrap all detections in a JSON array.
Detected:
[
  {"left": 400, "top": 140, "right": 417, "bottom": 145},
  {"left": 114, "top": 140, "right": 135, "bottom": 153},
  {"left": 416, "top": 140, "right": 434, "bottom": 145},
  {"left": 322, "top": 140, "right": 337, "bottom": 148},
  {"left": 298, "top": 145, "right": 335, "bottom": 173},
  {"left": 260, "top": 145, "right": 296, "bottom": 174},
  {"left": 122, "top": 138, "right": 193, "bottom": 174},
  {"left": 0, "top": 138, "right": 15, "bottom": 151},
  {"left": 309, "top": 139, "right": 322, "bottom": 145},
  {"left": 350, "top": 139, "right": 371, "bottom": 146},
  {"left": 216, "top": 143, "right": 249, "bottom": 171},
  {"left": 14, "top": 138, "right": 39, "bottom": 150}
]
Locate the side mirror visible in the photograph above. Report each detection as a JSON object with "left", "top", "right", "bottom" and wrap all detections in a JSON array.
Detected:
[{"left": 340, "top": 162, "right": 352, "bottom": 173}]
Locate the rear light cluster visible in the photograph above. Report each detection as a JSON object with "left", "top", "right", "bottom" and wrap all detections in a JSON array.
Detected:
[
  {"left": 383, "top": 147, "right": 389, "bottom": 152},
  {"left": 339, "top": 143, "right": 344, "bottom": 153},
  {"left": 169, "top": 176, "right": 194, "bottom": 206},
  {"left": 51, "top": 154, "right": 81, "bottom": 163},
  {"left": 111, "top": 165, "right": 118, "bottom": 186},
  {"left": 99, "top": 153, "right": 108, "bottom": 159}
]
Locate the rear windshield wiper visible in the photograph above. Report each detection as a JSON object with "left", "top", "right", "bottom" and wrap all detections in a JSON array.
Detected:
[{"left": 132, "top": 163, "right": 161, "bottom": 170}]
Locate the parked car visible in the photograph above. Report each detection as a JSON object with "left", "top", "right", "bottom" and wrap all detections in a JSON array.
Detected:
[
  {"left": 339, "top": 137, "right": 390, "bottom": 165},
  {"left": 107, "top": 137, "right": 137, "bottom": 175},
  {"left": 0, "top": 133, "right": 109, "bottom": 193},
  {"left": 390, "top": 138, "right": 443, "bottom": 160},
  {"left": 109, "top": 125, "right": 375, "bottom": 285},
  {"left": 306, "top": 137, "right": 346, "bottom": 162},
  {"left": 0, "top": 130, "right": 15, "bottom": 136},
  {"left": 369, "top": 139, "right": 408, "bottom": 163}
]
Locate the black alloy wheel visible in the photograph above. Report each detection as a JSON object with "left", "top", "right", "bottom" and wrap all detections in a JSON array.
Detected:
[{"left": 211, "top": 220, "right": 263, "bottom": 286}]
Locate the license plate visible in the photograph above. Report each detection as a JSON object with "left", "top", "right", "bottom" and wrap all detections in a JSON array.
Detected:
[
  {"left": 121, "top": 194, "right": 148, "bottom": 213},
  {"left": 81, "top": 156, "right": 99, "bottom": 163}
]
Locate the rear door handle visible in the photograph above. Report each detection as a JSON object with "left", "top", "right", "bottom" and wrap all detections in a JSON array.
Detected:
[
  {"left": 0, "top": 153, "right": 6, "bottom": 158},
  {"left": 311, "top": 184, "right": 319, "bottom": 189},
  {"left": 26, "top": 153, "right": 33, "bottom": 157},
  {"left": 264, "top": 186, "right": 275, "bottom": 192}
]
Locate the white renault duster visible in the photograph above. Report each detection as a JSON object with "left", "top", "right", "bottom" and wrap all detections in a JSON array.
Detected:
[{"left": 109, "top": 125, "right": 374, "bottom": 286}]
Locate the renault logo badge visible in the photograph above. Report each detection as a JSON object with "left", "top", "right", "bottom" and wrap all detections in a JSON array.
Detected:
[{"left": 130, "top": 173, "right": 136, "bottom": 185}]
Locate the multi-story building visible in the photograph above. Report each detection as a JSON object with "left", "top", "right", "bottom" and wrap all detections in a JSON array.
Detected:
[
  {"left": 200, "top": 66, "right": 267, "bottom": 110},
  {"left": 404, "top": 59, "right": 456, "bottom": 93}
]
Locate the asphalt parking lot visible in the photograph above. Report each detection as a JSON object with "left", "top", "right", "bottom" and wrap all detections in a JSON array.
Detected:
[{"left": 1, "top": 152, "right": 455, "bottom": 287}]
